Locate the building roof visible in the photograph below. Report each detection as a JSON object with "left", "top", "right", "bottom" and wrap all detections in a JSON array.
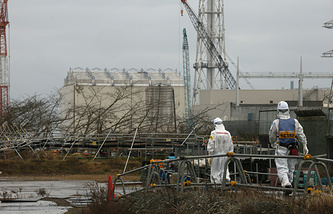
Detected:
[
  {"left": 64, "top": 67, "right": 184, "bottom": 87},
  {"left": 294, "top": 109, "right": 327, "bottom": 117}
]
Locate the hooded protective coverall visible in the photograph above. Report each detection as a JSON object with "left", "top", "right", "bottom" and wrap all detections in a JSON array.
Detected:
[
  {"left": 207, "top": 123, "right": 233, "bottom": 184},
  {"left": 269, "top": 110, "right": 308, "bottom": 187}
]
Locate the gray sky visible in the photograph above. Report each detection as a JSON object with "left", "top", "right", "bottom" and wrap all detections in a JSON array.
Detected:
[{"left": 8, "top": 0, "right": 333, "bottom": 100}]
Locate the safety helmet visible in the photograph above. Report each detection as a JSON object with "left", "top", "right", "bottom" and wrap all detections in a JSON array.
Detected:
[
  {"left": 277, "top": 101, "right": 289, "bottom": 111},
  {"left": 213, "top": 117, "right": 223, "bottom": 125}
]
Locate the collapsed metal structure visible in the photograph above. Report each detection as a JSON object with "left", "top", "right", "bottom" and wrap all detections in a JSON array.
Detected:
[{"left": 0, "top": 123, "right": 264, "bottom": 161}]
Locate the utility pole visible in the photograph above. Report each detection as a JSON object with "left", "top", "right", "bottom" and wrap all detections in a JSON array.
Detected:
[
  {"left": 322, "top": 20, "right": 333, "bottom": 57},
  {"left": 322, "top": 19, "right": 333, "bottom": 123},
  {"left": 298, "top": 57, "right": 303, "bottom": 107}
]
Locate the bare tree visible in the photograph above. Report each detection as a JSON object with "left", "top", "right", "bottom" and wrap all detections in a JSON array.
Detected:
[
  {"left": 59, "top": 84, "right": 229, "bottom": 135},
  {"left": 4, "top": 92, "right": 61, "bottom": 137},
  {"left": 1, "top": 86, "right": 228, "bottom": 138},
  {"left": 60, "top": 84, "right": 155, "bottom": 134}
]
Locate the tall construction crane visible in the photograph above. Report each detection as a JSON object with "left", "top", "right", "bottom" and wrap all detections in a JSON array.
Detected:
[
  {"left": 180, "top": 0, "right": 237, "bottom": 90},
  {"left": 0, "top": 0, "right": 8, "bottom": 123},
  {"left": 182, "top": 28, "right": 192, "bottom": 119}
]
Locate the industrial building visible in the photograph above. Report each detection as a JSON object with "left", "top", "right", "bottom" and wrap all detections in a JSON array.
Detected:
[
  {"left": 59, "top": 67, "right": 185, "bottom": 134},
  {"left": 194, "top": 87, "right": 331, "bottom": 121}
]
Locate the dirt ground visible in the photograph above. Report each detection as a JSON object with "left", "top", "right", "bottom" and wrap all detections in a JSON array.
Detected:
[{"left": 65, "top": 207, "right": 86, "bottom": 214}]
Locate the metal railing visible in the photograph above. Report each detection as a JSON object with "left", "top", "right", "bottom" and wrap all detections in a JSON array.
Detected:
[{"left": 112, "top": 153, "right": 333, "bottom": 201}]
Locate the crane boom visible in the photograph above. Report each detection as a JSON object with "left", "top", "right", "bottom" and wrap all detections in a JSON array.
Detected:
[
  {"left": 182, "top": 28, "right": 191, "bottom": 118},
  {"left": 181, "top": 0, "right": 237, "bottom": 89}
]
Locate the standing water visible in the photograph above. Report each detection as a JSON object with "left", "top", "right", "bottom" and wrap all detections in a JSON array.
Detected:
[{"left": 0, "top": 178, "right": 103, "bottom": 213}]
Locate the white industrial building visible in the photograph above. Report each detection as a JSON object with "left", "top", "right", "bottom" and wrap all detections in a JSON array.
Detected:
[{"left": 59, "top": 67, "right": 185, "bottom": 134}]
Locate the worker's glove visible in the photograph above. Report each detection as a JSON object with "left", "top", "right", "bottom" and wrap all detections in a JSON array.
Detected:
[
  {"left": 207, "top": 158, "right": 212, "bottom": 165},
  {"left": 302, "top": 145, "right": 309, "bottom": 155}
]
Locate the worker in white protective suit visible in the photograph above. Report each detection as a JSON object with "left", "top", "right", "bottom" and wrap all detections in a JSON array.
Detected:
[
  {"left": 269, "top": 101, "right": 309, "bottom": 188},
  {"left": 207, "top": 118, "right": 233, "bottom": 184}
]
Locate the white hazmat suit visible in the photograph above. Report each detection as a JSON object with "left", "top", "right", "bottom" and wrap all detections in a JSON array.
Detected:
[
  {"left": 269, "top": 101, "right": 308, "bottom": 187},
  {"left": 207, "top": 118, "right": 233, "bottom": 184}
]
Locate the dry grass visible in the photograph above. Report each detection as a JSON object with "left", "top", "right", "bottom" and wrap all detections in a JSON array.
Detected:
[
  {"left": 0, "top": 157, "right": 142, "bottom": 181},
  {"left": 123, "top": 189, "right": 292, "bottom": 214},
  {"left": 81, "top": 188, "right": 333, "bottom": 214},
  {"left": 296, "top": 193, "right": 333, "bottom": 214}
]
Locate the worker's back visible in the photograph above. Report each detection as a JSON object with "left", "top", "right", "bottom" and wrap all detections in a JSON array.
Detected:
[{"left": 212, "top": 124, "right": 233, "bottom": 154}]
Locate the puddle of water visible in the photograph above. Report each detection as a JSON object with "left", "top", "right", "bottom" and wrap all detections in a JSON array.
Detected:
[
  {"left": 0, "top": 200, "right": 70, "bottom": 214},
  {"left": 0, "top": 177, "right": 143, "bottom": 213},
  {"left": 0, "top": 178, "right": 102, "bottom": 213},
  {"left": 0, "top": 179, "right": 93, "bottom": 198}
]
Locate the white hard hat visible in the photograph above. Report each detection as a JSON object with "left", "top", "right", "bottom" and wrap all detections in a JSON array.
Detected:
[
  {"left": 213, "top": 117, "right": 223, "bottom": 124},
  {"left": 277, "top": 101, "right": 289, "bottom": 111}
]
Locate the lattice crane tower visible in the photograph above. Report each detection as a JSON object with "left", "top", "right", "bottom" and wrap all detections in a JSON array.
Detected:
[
  {"left": 183, "top": 28, "right": 192, "bottom": 118},
  {"left": 193, "top": 0, "right": 226, "bottom": 105},
  {"left": 0, "top": 0, "right": 8, "bottom": 122}
]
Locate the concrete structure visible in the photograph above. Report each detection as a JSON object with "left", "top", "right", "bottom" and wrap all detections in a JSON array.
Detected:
[
  {"left": 193, "top": 88, "right": 330, "bottom": 121},
  {"left": 59, "top": 67, "right": 185, "bottom": 134}
]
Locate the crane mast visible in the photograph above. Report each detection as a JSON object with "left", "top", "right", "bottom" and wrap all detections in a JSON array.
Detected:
[
  {"left": 0, "top": 0, "right": 8, "bottom": 123},
  {"left": 181, "top": 0, "right": 237, "bottom": 104},
  {"left": 182, "top": 28, "right": 192, "bottom": 119}
]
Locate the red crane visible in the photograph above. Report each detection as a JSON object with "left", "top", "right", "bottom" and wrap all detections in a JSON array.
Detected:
[{"left": 0, "top": 0, "right": 8, "bottom": 122}]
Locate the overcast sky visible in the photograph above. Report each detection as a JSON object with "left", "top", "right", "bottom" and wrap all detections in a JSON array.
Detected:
[{"left": 7, "top": 0, "right": 333, "bottom": 100}]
